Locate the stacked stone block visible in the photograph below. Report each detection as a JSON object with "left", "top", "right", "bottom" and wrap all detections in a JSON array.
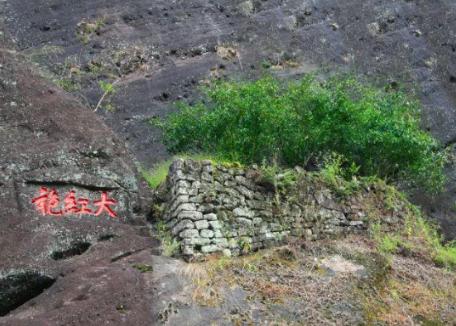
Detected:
[{"left": 160, "top": 159, "right": 402, "bottom": 259}]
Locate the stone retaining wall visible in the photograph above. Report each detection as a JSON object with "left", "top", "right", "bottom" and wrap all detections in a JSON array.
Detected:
[{"left": 158, "top": 159, "right": 404, "bottom": 259}]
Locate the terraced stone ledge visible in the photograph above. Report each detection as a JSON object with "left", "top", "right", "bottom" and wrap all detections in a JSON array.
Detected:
[{"left": 155, "top": 159, "right": 405, "bottom": 260}]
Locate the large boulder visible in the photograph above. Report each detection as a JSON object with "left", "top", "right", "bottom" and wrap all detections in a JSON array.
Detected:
[{"left": 0, "top": 49, "right": 158, "bottom": 321}]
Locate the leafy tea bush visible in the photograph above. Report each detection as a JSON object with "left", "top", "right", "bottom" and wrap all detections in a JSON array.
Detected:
[{"left": 158, "top": 75, "right": 446, "bottom": 192}]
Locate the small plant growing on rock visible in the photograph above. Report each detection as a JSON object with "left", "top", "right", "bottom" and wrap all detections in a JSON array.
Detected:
[
  {"left": 94, "top": 80, "right": 118, "bottom": 112},
  {"left": 155, "top": 221, "right": 180, "bottom": 257},
  {"left": 132, "top": 263, "right": 153, "bottom": 273},
  {"left": 239, "top": 238, "right": 252, "bottom": 255},
  {"left": 317, "top": 153, "right": 362, "bottom": 198},
  {"left": 76, "top": 17, "right": 105, "bottom": 44}
]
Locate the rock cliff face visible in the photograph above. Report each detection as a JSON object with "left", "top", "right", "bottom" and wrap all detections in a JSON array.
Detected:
[
  {"left": 0, "top": 50, "right": 161, "bottom": 322},
  {"left": 156, "top": 159, "right": 405, "bottom": 259},
  {"left": 0, "top": 0, "right": 455, "bottom": 324},
  {"left": 2, "top": 0, "right": 455, "bottom": 238}
]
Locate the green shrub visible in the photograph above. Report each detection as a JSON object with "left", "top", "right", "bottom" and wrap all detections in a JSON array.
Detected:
[
  {"left": 410, "top": 215, "right": 456, "bottom": 269},
  {"left": 158, "top": 75, "right": 446, "bottom": 193}
]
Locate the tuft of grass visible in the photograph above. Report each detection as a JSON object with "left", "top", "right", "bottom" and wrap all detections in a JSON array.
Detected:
[
  {"left": 94, "top": 80, "right": 119, "bottom": 112},
  {"left": 55, "top": 78, "right": 81, "bottom": 92},
  {"left": 141, "top": 159, "right": 174, "bottom": 189},
  {"left": 378, "top": 234, "right": 401, "bottom": 254},
  {"left": 132, "top": 263, "right": 153, "bottom": 273},
  {"left": 315, "top": 153, "right": 362, "bottom": 198},
  {"left": 371, "top": 201, "right": 456, "bottom": 270},
  {"left": 76, "top": 17, "right": 105, "bottom": 44},
  {"left": 434, "top": 245, "right": 456, "bottom": 269},
  {"left": 155, "top": 221, "right": 180, "bottom": 257},
  {"left": 141, "top": 154, "right": 243, "bottom": 189}
]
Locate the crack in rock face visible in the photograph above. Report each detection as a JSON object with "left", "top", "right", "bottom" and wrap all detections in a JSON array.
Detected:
[
  {"left": 51, "top": 241, "right": 92, "bottom": 260},
  {"left": 0, "top": 271, "right": 56, "bottom": 316}
]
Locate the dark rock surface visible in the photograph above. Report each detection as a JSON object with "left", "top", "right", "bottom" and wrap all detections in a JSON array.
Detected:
[
  {"left": 1, "top": 0, "right": 455, "bottom": 238},
  {"left": 0, "top": 49, "right": 161, "bottom": 321},
  {"left": 0, "top": 0, "right": 456, "bottom": 323}
]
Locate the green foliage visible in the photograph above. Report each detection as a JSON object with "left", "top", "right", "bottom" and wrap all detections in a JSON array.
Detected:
[
  {"left": 434, "top": 245, "right": 456, "bottom": 269},
  {"left": 317, "top": 153, "right": 362, "bottom": 197},
  {"left": 379, "top": 235, "right": 401, "bottom": 254},
  {"left": 159, "top": 75, "right": 446, "bottom": 193},
  {"left": 383, "top": 182, "right": 406, "bottom": 211},
  {"left": 99, "top": 80, "right": 116, "bottom": 95},
  {"left": 94, "top": 80, "right": 118, "bottom": 112},
  {"left": 155, "top": 221, "right": 180, "bottom": 257},
  {"left": 56, "top": 78, "right": 81, "bottom": 92},
  {"left": 260, "top": 162, "right": 296, "bottom": 190},
  {"left": 409, "top": 216, "right": 456, "bottom": 269},
  {"left": 259, "top": 161, "right": 299, "bottom": 207},
  {"left": 371, "top": 208, "right": 456, "bottom": 270},
  {"left": 239, "top": 237, "right": 252, "bottom": 254},
  {"left": 141, "top": 160, "right": 173, "bottom": 189},
  {"left": 132, "top": 263, "right": 153, "bottom": 273},
  {"left": 142, "top": 154, "right": 243, "bottom": 189}
]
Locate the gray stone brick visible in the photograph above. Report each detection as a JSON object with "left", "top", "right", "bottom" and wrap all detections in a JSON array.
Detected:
[{"left": 195, "top": 220, "right": 209, "bottom": 230}]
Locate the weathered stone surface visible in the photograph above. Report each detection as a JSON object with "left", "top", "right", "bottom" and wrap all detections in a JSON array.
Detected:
[
  {"left": 181, "top": 237, "right": 210, "bottom": 246},
  {"left": 222, "top": 249, "right": 232, "bottom": 257},
  {"left": 169, "top": 195, "right": 190, "bottom": 213},
  {"left": 320, "top": 255, "right": 367, "bottom": 278},
  {"left": 212, "top": 238, "right": 228, "bottom": 247},
  {"left": 237, "top": 217, "right": 253, "bottom": 226},
  {"left": 158, "top": 159, "right": 405, "bottom": 258},
  {"left": 200, "top": 229, "right": 214, "bottom": 238},
  {"left": 209, "top": 221, "right": 222, "bottom": 229},
  {"left": 0, "top": 50, "right": 158, "bottom": 321},
  {"left": 194, "top": 220, "right": 209, "bottom": 230},
  {"left": 204, "top": 213, "right": 218, "bottom": 221},
  {"left": 201, "top": 245, "right": 219, "bottom": 254},
  {"left": 213, "top": 230, "right": 224, "bottom": 238},
  {"left": 172, "top": 203, "right": 197, "bottom": 217},
  {"left": 172, "top": 220, "right": 195, "bottom": 236},
  {"left": 233, "top": 207, "right": 254, "bottom": 218},
  {"left": 177, "top": 211, "right": 203, "bottom": 221},
  {"left": 179, "top": 229, "right": 199, "bottom": 239},
  {"left": 2, "top": 0, "right": 454, "bottom": 322}
]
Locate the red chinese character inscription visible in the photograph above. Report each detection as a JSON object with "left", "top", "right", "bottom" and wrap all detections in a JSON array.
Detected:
[
  {"left": 32, "top": 187, "right": 117, "bottom": 218},
  {"left": 93, "top": 192, "right": 118, "bottom": 218},
  {"left": 31, "top": 187, "right": 63, "bottom": 216}
]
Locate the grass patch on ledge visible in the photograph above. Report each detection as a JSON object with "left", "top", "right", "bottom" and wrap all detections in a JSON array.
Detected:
[
  {"left": 141, "top": 160, "right": 174, "bottom": 189},
  {"left": 371, "top": 204, "right": 456, "bottom": 270},
  {"left": 141, "top": 153, "right": 243, "bottom": 189}
]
